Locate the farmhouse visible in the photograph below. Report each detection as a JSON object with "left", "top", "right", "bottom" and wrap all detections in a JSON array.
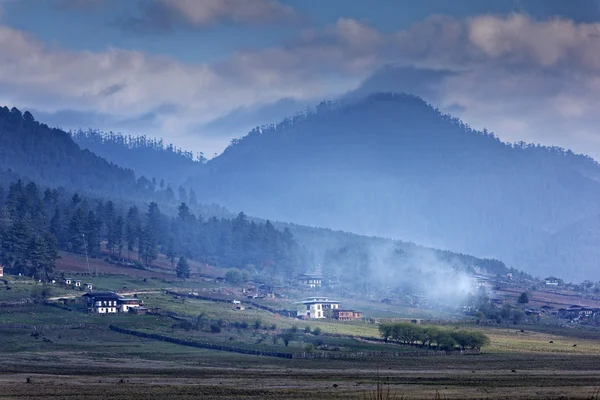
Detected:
[
  {"left": 64, "top": 278, "right": 73, "bottom": 285},
  {"left": 0, "top": 265, "right": 4, "bottom": 277},
  {"left": 295, "top": 273, "right": 323, "bottom": 289},
  {"left": 85, "top": 283, "right": 93, "bottom": 290},
  {"left": 545, "top": 277, "right": 560, "bottom": 286},
  {"left": 74, "top": 280, "right": 81, "bottom": 287},
  {"left": 332, "top": 309, "right": 363, "bottom": 321},
  {"left": 297, "top": 297, "right": 340, "bottom": 319},
  {"left": 84, "top": 292, "right": 120, "bottom": 314}
]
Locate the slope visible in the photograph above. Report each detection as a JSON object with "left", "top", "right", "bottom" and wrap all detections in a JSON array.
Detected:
[
  {"left": 0, "top": 106, "right": 145, "bottom": 199},
  {"left": 185, "top": 93, "right": 600, "bottom": 275}
]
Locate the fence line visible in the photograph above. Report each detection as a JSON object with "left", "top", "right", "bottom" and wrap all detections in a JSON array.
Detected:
[
  {"left": 292, "top": 349, "right": 480, "bottom": 359},
  {"left": 109, "top": 325, "right": 294, "bottom": 359},
  {"left": 109, "top": 325, "right": 480, "bottom": 360}
]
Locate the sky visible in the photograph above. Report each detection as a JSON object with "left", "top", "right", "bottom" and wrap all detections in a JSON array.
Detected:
[{"left": 2, "top": 0, "right": 600, "bottom": 159}]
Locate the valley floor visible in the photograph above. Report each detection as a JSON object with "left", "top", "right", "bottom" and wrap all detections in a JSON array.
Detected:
[{"left": 2, "top": 351, "right": 600, "bottom": 399}]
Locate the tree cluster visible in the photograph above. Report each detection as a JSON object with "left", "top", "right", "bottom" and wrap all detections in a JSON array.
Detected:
[
  {"left": 378, "top": 323, "right": 490, "bottom": 350},
  {"left": 0, "top": 178, "right": 306, "bottom": 279},
  {"left": 0, "top": 181, "right": 59, "bottom": 281}
]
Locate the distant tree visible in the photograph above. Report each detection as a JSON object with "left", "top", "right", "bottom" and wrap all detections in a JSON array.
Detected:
[
  {"left": 225, "top": 268, "right": 247, "bottom": 283},
  {"left": 176, "top": 256, "right": 190, "bottom": 279},
  {"left": 500, "top": 303, "right": 513, "bottom": 319},
  {"left": 280, "top": 332, "right": 295, "bottom": 347},
  {"left": 512, "top": 309, "right": 525, "bottom": 324},
  {"left": 517, "top": 292, "right": 529, "bottom": 304}
]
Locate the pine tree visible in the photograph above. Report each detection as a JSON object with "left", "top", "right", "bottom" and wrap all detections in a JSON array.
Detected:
[{"left": 176, "top": 256, "right": 190, "bottom": 279}]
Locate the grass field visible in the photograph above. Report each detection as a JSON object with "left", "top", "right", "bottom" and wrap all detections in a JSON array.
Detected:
[{"left": 5, "top": 273, "right": 600, "bottom": 398}]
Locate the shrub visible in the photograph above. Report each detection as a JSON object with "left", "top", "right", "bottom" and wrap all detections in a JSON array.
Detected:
[
  {"left": 210, "top": 324, "right": 221, "bottom": 333},
  {"left": 270, "top": 324, "right": 277, "bottom": 330},
  {"left": 304, "top": 343, "right": 315, "bottom": 353},
  {"left": 304, "top": 325, "right": 312, "bottom": 333},
  {"left": 312, "top": 327, "right": 322, "bottom": 336},
  {"left": 290, "top": 325, "right": 299, "bottom": 333},
  {"left": 253, "top": 319, "right": 262, "bottom": 330}
]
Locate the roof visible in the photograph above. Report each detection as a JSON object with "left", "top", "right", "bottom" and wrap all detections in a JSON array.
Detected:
[
  {"left": 82, "top": 292, "right": 120, "bottom": 300},
  {"left": 296, "top": 273, "right": 323, "bottom": 279},
  {"left": 298, "top": 298, "right": 340, "bottom": 305}
]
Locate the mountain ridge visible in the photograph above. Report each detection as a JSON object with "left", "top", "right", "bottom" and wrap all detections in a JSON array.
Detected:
[{"left": 185, "top": 92, "right": 600, "bottom": 280}]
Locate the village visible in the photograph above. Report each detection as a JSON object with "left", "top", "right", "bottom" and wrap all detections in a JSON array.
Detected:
[{"left": 14, "top": 262, "right": 597, "bottom": 327}]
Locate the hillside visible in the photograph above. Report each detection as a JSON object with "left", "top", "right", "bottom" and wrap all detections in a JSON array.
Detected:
[
  {"left": 71, "top": 129, "right": 206, "bottom": 186},
  {"left": 0, "top": 107, "right": 145, "bottom": 199},
  {"left": 185, "top": 93, "right": 600, "bottom": 279}
]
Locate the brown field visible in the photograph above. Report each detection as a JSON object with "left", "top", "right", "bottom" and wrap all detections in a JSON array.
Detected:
[
  {"left": 3, "top": 350, "right": 600, "bottom": 399},
  {"left": 496, "top": 287, "right": 600, "bottom": 309}
]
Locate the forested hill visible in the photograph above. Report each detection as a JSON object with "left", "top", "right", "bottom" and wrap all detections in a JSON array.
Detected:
[
  {"left": 0, "top": 107, "right": 145, "bottom": 198},
  {"left": 71, "top": 130, "right": 206, "bottom": 186},
  {"left": 186, "top": 93, "right": 600, "bottom": 280},
  {"left": 0, "top": 176, "right": 515, "bottom": 292}
]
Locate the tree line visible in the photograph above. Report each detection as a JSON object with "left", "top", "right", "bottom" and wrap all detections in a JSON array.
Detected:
[
  {"left": 0, "top": 179, "right": 307, "bottom": 280},
  {"left": 378, "top": 322, "right": 490, "bottom": 350}
]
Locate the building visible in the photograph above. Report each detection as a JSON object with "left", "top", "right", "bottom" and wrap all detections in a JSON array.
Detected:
[
  {"left": 545, "top": 277, "right": 560, "bottom": 286},
  {"left": 297, "top": 297, "right": 340, "bottom": 319},
  {"left": 118, "top": 298, "right": 142, "bottom": 313},
  {"left": 295, "top": 273, "right": 323, "bottom": 289},
  {"left": 85, "top": 283, "right": 93, "bottom": 290},
  {"left": 64, "top": 278, "right": 73, "bottom": 285},
  {"left": 558, "top": 305, "right": 600, "bottom": 320},
  {"left": 333, "top": 309, "right": 363, "bottom": 321},
  {"left": 0, "top": 265, "right": 4, "bottom": 277},
  {"left": 83, "top": 292, "right": 120, "bottom": 314},
  {"left": 74, "top": 280, "right": 82, "bottom": 287}
]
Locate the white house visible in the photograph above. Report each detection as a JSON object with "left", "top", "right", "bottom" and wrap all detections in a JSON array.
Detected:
[
  {"left": 118, "top": 298, "right": 142, "bottom": 313},
  {"left": 64, "top": 278, "right": 73, "bottom": 285},
  {"left": 85, "top": 283, "right": 93, "bottom": 290},
  {"left": 74, "top": 280, "right": 82, "bottom": 287},
  {"left": 0, "top": 265, "right": 4, "bottom": 277},
  {"left": 297, "top": 297, "right": 340, "bottom": 319},
  {"left": 84, "top": 292, "right": 119, "bottom": 314}
]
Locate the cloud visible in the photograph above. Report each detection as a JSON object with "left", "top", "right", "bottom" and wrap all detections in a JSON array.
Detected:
[
  {"left": 119, "top": 0, "right": 298, "bottom": 33},
  {"left": 4, "top": 12, "right": 600, "bottom": 160},
  {"left": 56, "top": 0, "right": 106, "bottom": 10}
]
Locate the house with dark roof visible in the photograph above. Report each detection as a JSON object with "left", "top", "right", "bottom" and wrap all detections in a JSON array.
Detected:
[{"left": 83, "top": 292, "right": 120, "bottom": 314}]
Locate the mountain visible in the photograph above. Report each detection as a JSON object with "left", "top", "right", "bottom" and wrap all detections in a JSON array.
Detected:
[
  {"left": 514, "top": 215, "right": 600, "bottom": 283},
  {"left": 71, "top": 129, "right": 206, "bottom": 186},
  {"left": 185, "top": 93, "right": 600, "bottom": 280},
  {"left": 0, "top": 106, "right": 147, "bottom": 199}
]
